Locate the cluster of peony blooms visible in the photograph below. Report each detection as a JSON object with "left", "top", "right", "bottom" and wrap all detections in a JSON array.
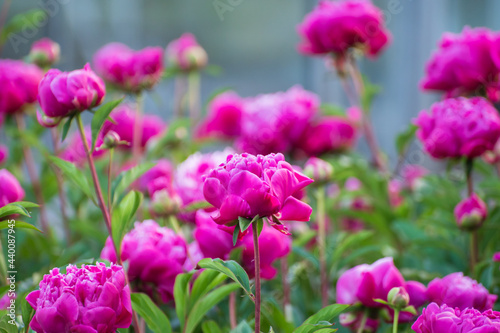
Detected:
[{"left": 197, "top": 87, "right": 358, "bottom": 157}]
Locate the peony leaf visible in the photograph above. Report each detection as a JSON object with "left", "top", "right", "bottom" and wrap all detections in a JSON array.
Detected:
[
  {"left": 182, "top": 200, "right": 213, "bottom": 212},
  {"left": 111, "top": 191, "right": 143, "bottom": 254},
  {"left": 232, "top": 224, "right": 240, "bottom": 246},
  {"left": 131, "top": 293, "right": 172, "bottom": 333},
  {"left": 0, "top": 220, "right": 42, "bottom": 233},
  {"left": 293, "top": 304, "right": 350, "bottom": 333},
  {"left": 395, "top": 123, "right": 417, "bottom": 156},
  {"left": 174, "top": 272, "right": 194, "bottom": 329},
  {"left": 111, "top": 162, "right": 154, "bottom": 206},
  {"left": 238, "top": 216, "right": 252, "bottom": 232},
  {"left": 189, "top": 270, "right": 227, "bottom": 307},
  {"left": 0, "top": 203, "right": 31, "bottom": 220},
  {"left": 60, "top": 114, "right": 75, "bottom": 142},
  {"left": 90, "top": 97, "right": 124, "bottom": 152},
  {"left": 0, "top": 313, "right": 17, "bottom": 333},
  {"left": 230, "top": 321, "right": 253, "bottom": 333},
  {"left": 202, "top": 320, "right": 224, "bottom": 333}
]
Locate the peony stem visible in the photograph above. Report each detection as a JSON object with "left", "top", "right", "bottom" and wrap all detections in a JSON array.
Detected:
[
  {"left": 15, "top": 113, "right": 50, "bottom": 235},
  {"left": 174, "top": 76, "right": 187, "bottom": 118},
  {"left": 229, "top": 292, "right": 238, "bottom": 329},
  {"left": 316, "top": 187, "right": 329, "bottom": 308},
  {"left": 356, "top": 310, "right": 368, "bottom": 333},
  {"left": 392, "top": 309, "right": 400, "bottom": 333},
  {"left": 252, "top": 221, "right": 262, "bottom": 333},
  {"left": 188, "top": 71, "right": 201, "bottom": 124},
  {"left": 465, "top": 158, "right": 479, "bottom": 273},
  {"left": 281, "top": 257, "right": 291, "bottom": 320},
  {"left": 132, "top": 92, "right": 144, "bottom": 161},
  {"left": 75, "top": 114, "right": 142, "bottom": 333}
]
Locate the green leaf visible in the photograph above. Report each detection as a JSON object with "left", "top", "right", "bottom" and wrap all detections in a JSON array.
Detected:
[
  {"left": 233, "top": 224, "right": 240, "bottom": 246},
  {"left": 61, "top": 114, "right": 75, "bottom": 142},
  {"left": 48, "top": 156, "right": 96, "bottom": 205},
  {"left": 21, "top": 295, "right": 36, "bottom": 333},
  {"left": 182, "top": 200, "right": 213, "bottom": 212},
  {"left": 294, "top": 304, "right": 350, "bottom": 333},
  {"left": 131, "top": 293, "right": 172, "bottom": 333},
  {"left": 111, "top": 162, "right": 154, "bottom": 205},
  {"left": 0, "top": 314, "right": 17, "bottom": 333},
  {"left": 91, "top": 98, "right": 124, "bottom": 151},
  {"left": 174, "top": 272, "right": 194, "bottom": 329},
  {"left": 204, "top": 64, "right": 223, "bottom": 76},
  {"left": 360, "top": 77, "right": 381, "bottom": 112},
  {"left": 111, "top": 191, "right": 143, "bottom": 254},
  {"left": 230, "top": 321, "right": 253, "bottom": 333},
  {"left": 256, "top": 218, "right": 264, "bottom": 236},
  {"left": 0, "top": 220, "right": 42, "bottom": 233},
  {"left": 0, "top": 203, "right": 31, "bottom": 220},
  {"left": 198, "top": 258, "right": 253, "bottom": 299},
  {"left": 202, "top": 320, "right": 223, "bottom": 333},
  {"left": 0, "top": 9, "right": 48, "bottom": 45},
  {"left": 238, "top": 217, "right": 252, "bottom": 232},
  {"left": 395, "top": 124, "right": 417, "bottom": 156},
  {"left": 189, "top": 270, "right": 227, "bottom": 307},
  {"left": 320, "top": 104, "right": 345, "bottom": 116}
]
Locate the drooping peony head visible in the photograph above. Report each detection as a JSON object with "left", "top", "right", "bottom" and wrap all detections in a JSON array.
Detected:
[
  {"left": 426, "top": 272, "right": 497, "bottom": 312},
  {"left": 0, "top": 169, "right": 25, "bottom": 208},
  {"left": 37, "top": 64, "right": 105, "bottom": 125},
  {"left": 421, "top": 27, "right": 500, "bottom": 101},
  {"left": 297, "top": 0, "right": 391, "bottom": 59},
  {"left": 0, "top": 60, "right": 44, "bottom": 115},
  {"left": 29, "top": 38, "right": 61, "bottom": 68},
  {"left": 454, "top": 193, "right": 488, "bottom": 230},
  {"left": 166, "top": 33, "right": 208, "bottom": 71},
  {"left": 93, "top": 43, "right": 164, "bottom": 93},
  {"left": 194, "top": 210, "right": 235, "bottom": 260},
  {"left": 101, "top": 104, "right": 166, "bottom": 151},
  {"left": 203, "top": 152, "right": 313, "bottom": 233},
  {"left": 60, "top": 126, "right": 106, "bottom": 167},
  {"left": 239, "top": 223, "right": 291, "bottom": 279},
  {"left": 196, "top": 91, "right": 244, "bottom": 140},
  {"left": 26, "top": 263, "right": 132, "bottom": 333},
  {"left": 100, "top": 220, "right": 188, "bottom": 303},
  {"left": 414, "top": 97, "right": 500, "bottom": 159},
  {"left": 411, "top": 303, "right": 500, "bottom": 333}
]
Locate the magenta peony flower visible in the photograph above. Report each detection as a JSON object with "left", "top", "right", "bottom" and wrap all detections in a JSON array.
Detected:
[
  {"left": 101, "top": 220, "right": 188, "bottom": 303},
  {"left": 454, "top": 193, "right": 488, "bottom": 230},
  {"left": 297, "top": 0, "right": 391, "bottom": 58},
  {"left": 426, "top": 272, "right": 497, "bottom": 312},
  {"left": 196, "top": 91, "right": 244, "bottom": 140},
  {"left": 26, "top": 263, "right": 132, "bottom": 333},
  {"left": 414, "top": 97, "right": 500, "bottom": 159},
  {"left": 203, "top": 153, "right": 313, "bottom": 233},
  {"left": 494, "top": 253, "right": 500, "bottom": 262},
  {"left": 0, "top": 145, "right": 7, "bottom": 165},
  {"left": 166, "top": 33, "right": 208, "bottom": 71},
  {"left": 93, "top": 43, "right": 164, "bottom": 93},
  {"left": 60, "top": 126, "right": 106, "bottom": 166},
  {"left": 29, "top": 38, "right": 60, "bottom": 68},
  {"left": 101, "top": 104, "right": 166, "bottom": 151},
  {"left": 0, "top": 169, "right": 24, "bottom": 208},
  {"left": 37, "top": 63, "right": 105, "bottom": 123},
  {"left": 421, "top": 27, "right": 500, "bottom": 101},
  {"left": 239, "top": 223, "right": 291, "bottom": 279},
  {"left": 194, "top": 210, "right": 235, "bottom": 260},
  {"left": 135, "top": 159, "right": 174, "bottom": 194},
  {"left": 298, "top": 116, "right": 357, "bottom": 156},
  {"left": 412, "top": 303, "right": 500, "bottom": 333},
  {"left": 0, "top": 60, "right": 43, "bottom": 115}
]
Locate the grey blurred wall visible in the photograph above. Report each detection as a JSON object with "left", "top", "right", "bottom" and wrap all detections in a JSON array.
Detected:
[{"left": 3, "top": 0, "right": 500, "bottom": 164}]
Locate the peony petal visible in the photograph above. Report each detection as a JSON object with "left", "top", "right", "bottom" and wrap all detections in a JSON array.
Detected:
[{"left": 279, "top": 196, "right": 312, "bottom": 222}]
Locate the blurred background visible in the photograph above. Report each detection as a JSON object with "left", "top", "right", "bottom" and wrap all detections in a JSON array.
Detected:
[{"left": 2, "top": 0, "right": 500, "bottom": 165}]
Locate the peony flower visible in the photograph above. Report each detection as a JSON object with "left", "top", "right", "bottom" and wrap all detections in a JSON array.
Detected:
[
  {"left": 100, "top": 220, "right": 188, "bottom": 303},
  {"left": 196, "top": 91, "right": 244, "bottom": 140},
  {"left": 483, "top": 138, "right": 500, "bottom": 164},
  {"left": 29, "top": 38, "right": 60, "bottom": 68},
  {"left": 135, "top": 159, "right": 174, "bottom": 194},
  {"left": 303, "top": 157, "right": 334, "bottom": 184},
  {"left": 388, "top": 179, "right": 404, "bottom": 208},
  {"left": 37, "top": 64, "right": 105, "bottom": 122},
  {"left": 101, "top": 104, "right": 166, "bottom": 151},
  {"left": 414, "top": 97, "right": 500, "bottom": 159},
  {"left": 203, "top": 153, "right": 313, "bottom": 233},
  {"left": 194, "top": 210, "right": 235, "bottom": 260},
  {"left": 421, "top": 27, "right": 500, "bottom": 101},
  {"left": 166, "top": 33, "right": 208, "bottom": 71},
  {"left": 0, "top": 60, "right": 43, "bottom": 115},
  {"left": 454, "top": 193, "right": 488, "bottom": 230},
  {"left": 239, "top": 223, "right": 291, "bottom": 279},
  {"left": 426, "top": 272, "right": 497, "bottom": 312},
  {"left": 298, "top": 116, "right": 357, "bottom": 156},
  {"left": 26, "top": 263, "right": 132, "bottom": 333},
  {"left": 411, "top": 303, "right": 500, "bottom": 333},
  {"left": 297, "top": 0, "right": 391, "bottom": 58},
  {"left": 93, "top": 43, "right": 164, "bottom": 93},
  {"left": 401, "top": 164, "right": 428, "bottom": 191},
  {"left": 60, "top": 126, "right": 106, "bottom": 167},
  {"left": 493, "top": 253, "right": 500, "bottom": 262},
  {"left": 0, "top": 169, "right": 25, "bottom": 208}
]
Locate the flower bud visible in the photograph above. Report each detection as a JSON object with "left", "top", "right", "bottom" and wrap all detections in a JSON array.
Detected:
[
  {"left": 36, "top": 109, "right": 61, "bottom": 128},
  {"left": 101, "top": 130, "right": 121, "bottom": 150},
  {"left": 303, "top": 157, "right": 333, "bottom": 184},
  {"left": 29, "top": 38, "right": 60, "bottom": 68},
  {"left": 166, "top": 33, "right": 208, "bottom": 71},
  {"left": 388, "top": 287, "right": 410, "bottom": 309},
  {"left": 150, "top": 189, "right": 182, "bottom": 217},
  {"left": 454, "top": 193, "right": 487, "bottom": 230}
]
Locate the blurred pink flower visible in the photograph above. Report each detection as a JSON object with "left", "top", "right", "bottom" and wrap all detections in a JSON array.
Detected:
[
  {"left": 401, "top": 164, "right": 428, "bottom": 191},
  {"left": 26, "top": 263, "right": 132, "bottom": 333},
  {"left": 0, "top": 169, "right": 24, "bottom": 208},
  {"left": 60, "top": 126, "right": 106, "bottom": 166},
  {"left": 29, "top": 38, "right": 60, "bottom": 68},
  {"left": 93, "top": 43, "right": 164, "bottom": 93},
  {"left": 136, "top": 159, "right": 174, "bottom": 194},
  {"left": 0, "top": 60, "right": 43, "bottom": 115},
  {"left": 454, "top": 193, "right": 488, "bottom": 230},
  {"left": 297, "top": 0, "right": 391, "bottom": 58},
  {"left": 415, "top": 97, "right": 500, "bottom": 159},
  {"left": 166, "top": 33, "right": 208, "bottom": 71},
  {"left": 194, "top": 210, "right": 235, "bottom": 260},
  {"left": 0, "top": 145, "right": 7, "bottom": 165},
  {"left": 388, "top": 179, "right": 404, "bottom": 207}
]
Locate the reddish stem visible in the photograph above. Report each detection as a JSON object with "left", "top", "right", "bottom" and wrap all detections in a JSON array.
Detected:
[
  {"left": 229, "top": 292, "right": 237, "bottom": 329},
  {"left": 252, "top": 222, "right": 261, "bottom": 333},
  {"left": 132, "top": 93, "right": 144, "bottom": 162}
]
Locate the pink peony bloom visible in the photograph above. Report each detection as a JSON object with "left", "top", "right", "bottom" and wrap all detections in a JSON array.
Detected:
[
  {"left": 401, "top": 164, "right": 428, "bottom": 191},
  {"left": 194, "top": 210, "right": 235, "bottom": 260},
  {"left": 196, "top": 91, "right": 244, "bottom": 139},
  {"left": 135, "top": 159, "right": 174, "bottom": 194},
  {"left": 60, "top": 126, "right": 106, "bottom": 167},
  {"left": 421, "top": 27, "right": 500, "bottom": 101},
  {"left": 183, "top": 242, "right": 205, "bottom": 271},
  {"left": 101, "top": 104, "right": 166, "bottom": 151},
  {"left": 29, "top": 38, "right": 60, "bottom": 68},
  {"left": 298, "top": 116, "right": 357, "bottom": 156},
  {"left": 239, "top": 223, "right": 291, "bottom": 279},
  {"left": 494, "top": 252, "right": 500, "bottom": 262},
  {"left": 166, "top": 33, "right": 208, "bottom": 71},
  {"left": 203, "top": 153, "right": 313, "bottom": 233},
  {"left": 426, "top": 272, "right": 497, "bottom": 312},
  {"left": 93, "top": 43, "right": 164, "bottom": 93},
  {"left": 388, "top": 179, "right": 404, "bottom": 207},
  {"left": 454, "top": 193, "right": 488, "bottom": 230},
  {"left": 37, "top": 64, "right": 105, "bottom": 122},
  {"left": 26, "top": 263, "right": 132, "bottom": 333},
  {"left": 100, "top": 220, "right": 188, "bottom": 303},
  {"left": 0, "top": 145, "right": 7, "bottom": 165},
  {"left": 414, "top": 97, "right": 500, "bottom": 159},
  {"left": 0, "top": 169, "right": 25, "bottom": 208},
  {"left": 412, "top": 303, "right": 500, "bottom": 333},
  {"left": 297, "top": 0, "right": 391, "bottom": 58},
  {"left": 0, "top": 60, "right": 43, "bottom": 115}
]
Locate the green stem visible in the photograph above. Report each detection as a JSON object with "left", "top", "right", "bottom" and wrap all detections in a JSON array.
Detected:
[
  {"left": 356, "top": 310, "right": 368, "bottom": 333},
  {"left": 392, "top": 309, "right": 400, "bottom": 333},
  {"left": 465, "top": 158, "right": 478, "bottom": 273},
  {"left": 253, "top": 221, "right": 261, "bottom": 333},
  {"left": 316, "top": 186, "right": 328, "bottom": 307},
  {"left": 188, "top": 71, "right": 201, "bottom": 124}
]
